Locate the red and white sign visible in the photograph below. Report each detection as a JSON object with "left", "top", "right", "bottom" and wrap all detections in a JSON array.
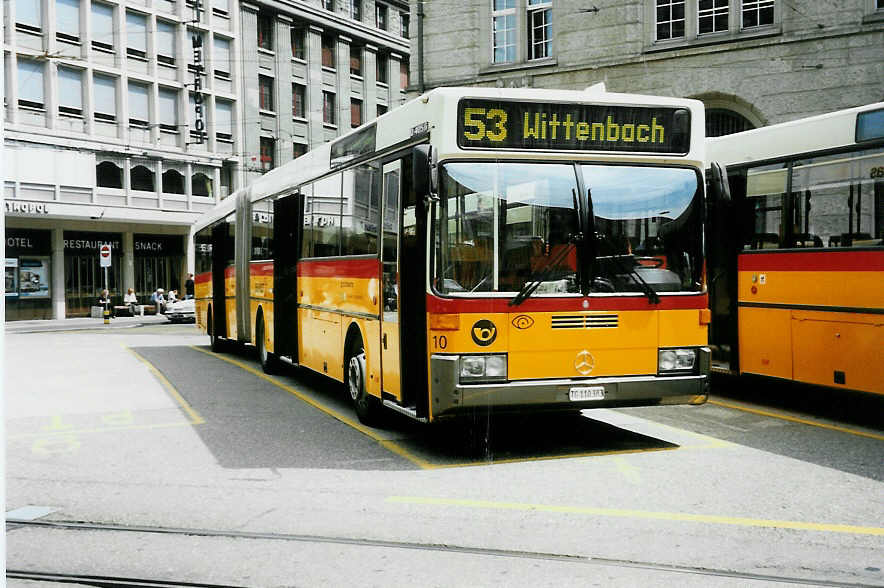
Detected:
[{"left": 99, "top": 243, "right": 112, "bottom": 268}]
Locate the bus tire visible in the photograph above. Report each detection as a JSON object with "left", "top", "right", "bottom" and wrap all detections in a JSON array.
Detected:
[
  {"left": 256, "top": 314, "right": 277, "bottom": 374},
  {"left": 347, "top": 341, "right": 382, "bottom": 425},
  {"left": 208, "top": 307, "right": 224, "bottom": 353}
]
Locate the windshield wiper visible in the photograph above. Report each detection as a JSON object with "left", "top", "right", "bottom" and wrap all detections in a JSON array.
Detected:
[
  {"left": 509, "top": 241, "right": 577, "bottom": 307},
  {"left": 593, "top": 233, "right": 661, "bottom": 304}
]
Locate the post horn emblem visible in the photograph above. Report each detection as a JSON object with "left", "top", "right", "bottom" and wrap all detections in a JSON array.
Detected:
[{"left": 574, "top": 350, "right": 595, "bottom": 376}]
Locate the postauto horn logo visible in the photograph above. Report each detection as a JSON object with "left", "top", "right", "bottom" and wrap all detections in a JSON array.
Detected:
[{"left": 471, "top": 319, "right": 498, "bottom": 346}]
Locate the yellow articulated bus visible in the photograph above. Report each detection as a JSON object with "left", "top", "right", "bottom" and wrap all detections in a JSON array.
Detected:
[
  {"left": 193, "top": 85, "right": 723, "bottom": 424},
  {"left": 706, "top": 102, "right": 884, "bottom": 396}
]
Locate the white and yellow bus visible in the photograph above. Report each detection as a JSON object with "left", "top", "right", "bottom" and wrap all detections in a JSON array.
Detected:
[
  {"left": 193, "top": 85, "right": 721, "bottom": 424},
  {"left": 706, "top": 103, "right": 884, "bottom": 395}
]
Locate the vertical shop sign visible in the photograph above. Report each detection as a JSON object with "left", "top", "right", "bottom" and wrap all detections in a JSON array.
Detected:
[{"left": 190, "top": 0, "right": 207, "bottom": 144}]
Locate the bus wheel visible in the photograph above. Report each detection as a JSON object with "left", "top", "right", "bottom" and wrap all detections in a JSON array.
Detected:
[
  {"left": 256, "top": 315, "right": 277, "bottom": 374},
  {"left": 208, "top": 308, "right": 224, "bottom": 353},
  {"left": 347, "top": 342, "right": 382, "bottom": 425}
]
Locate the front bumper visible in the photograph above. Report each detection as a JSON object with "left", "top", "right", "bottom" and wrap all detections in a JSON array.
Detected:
[{"left": 430, "top": 350, "right": 709, "bottom": 418}]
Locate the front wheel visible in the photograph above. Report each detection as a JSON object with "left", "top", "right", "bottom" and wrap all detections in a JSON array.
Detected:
[{"left": 347, "top": 343, "right": 382, "bottom": 425}]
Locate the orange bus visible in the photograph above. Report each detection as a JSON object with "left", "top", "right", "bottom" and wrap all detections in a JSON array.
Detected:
[
  {"left": 192, "top": 85, "right": 719, "bottom": 424},
  {"left": 706, "top": 103, "right": 884, "bottom": 395}
]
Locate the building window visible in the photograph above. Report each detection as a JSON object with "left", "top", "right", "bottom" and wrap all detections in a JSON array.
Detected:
[
  {"left": 215, "top": 99, "right": 233, "bottom": 141},
  {"left": 400, "top": 59, "right": 409, "bottom": 89},
  {"left": 212, "top": 0, "right": 229, "bottom": 16},
  {"left": 377, "top": 52, "right": 388, "bottom": 84},
  {"left": 323, "top": 0, "right": 334, "bottom": 11},
  {"left": 698, "top": 0, "right": 728, "bottom": 35},
  {"left": 293, "top": 143, "right": 307, "bottom": 159},
  {"left": 192, "top": 172, "right": 213, "bottom": 196},
  {"left": 350, "top": 45, "right": 363, "bottom": 76},
  {"left": 17, "top": 59, "right": 44, "bottom": 109},
  {"left": 492, "top": 0, "right": 516, "bottom": 63},
  {"left": 96, "top": 161, "right": 123, "bottom": 188},
  {"left": 16, "top": 0, "right": 42, "bottom": 33},
  {"left": 214, "top": 36, "right": 231, "bottom": 78},
  {"left": 323, "top": 91, "right": 336, "bottom": 125},
  {"left": 527, "top": 0, "right": 551, "bottom": 60},
  {"left": 292, "top": 83, "right": 306, "bottom": 118},
  {"left": 291, "top": 27, "right": 306, "bottom": 60},
  {"left": 260, "top": 138, "right": 275, "bottom": 172},
  {"left": 57, "top": 66, "right": 83, "bottom": 116},
  {"left": 351, "top": 98, "right": 362, "bottom": 128},
  {"left": 131, "top": 165, "right": 155, "bottom": 192},
  {"left": 157, "top": 20, "right": 176, "bottom": 66},
  {"left": 128, "top": 81, "right": 149, "bottom": 127},
  {"left": 93, "top": 74, "right": 117, "bottom": 122},
  {"left": 400, "top": 12, "right": 410, "bottom": 37},
  {"left": 376, "top": 2, "right": 388, "bottom": 29},
  {"left": 258, "top": 75, "right": 274, "bottom": 111},
  {"left": 706, "top": 109, "right": 754, "bottom": 137},
  {"left": 126, "top": 11, "right": 148, "bottom": 58},
  {"left": 349, "top": 0, "right": 362, "bottom": 20},
  {"left": 322, "top": 34, "right": 336, "bottom": 68},
  {"left": 162, "top": 170, "right": 185, "bottom": 194},
  {"left": 158, "top": 87, "right": 178, "bottom": 132},
  {"left": 91, "top": 2, "right": 114, "bottom": 51},
  {"left": 257, "top": 13, "right": 274, "bottom": 50},
  {"left": 377, "top": 104, "right": 388, "bottom": 117},
  {"left": 56, "top": 0, "right": 81, "bottom": 42},
  {"left": 656, "top": 0, "right": 685, "bottom": 40},
  {"left": 742, "top": 0, "right": 774, "bottom": 28}
]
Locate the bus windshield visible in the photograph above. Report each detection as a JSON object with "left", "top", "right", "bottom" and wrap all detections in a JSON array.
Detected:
[{"left": 434, "top": 162, "right": 703, "bottom": 296}]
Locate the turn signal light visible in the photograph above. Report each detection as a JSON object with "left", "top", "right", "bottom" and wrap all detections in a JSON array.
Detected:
[
  {"left": 699, "top": 308, "right": 711, "bottom": 325},
  {"left": 430, "top": 313, "right": 460, "bottom": 331}
]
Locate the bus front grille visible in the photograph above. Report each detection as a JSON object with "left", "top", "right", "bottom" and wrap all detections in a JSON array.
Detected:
[{"left": 551, "top": 314, "right": 619, "bottom": 329}]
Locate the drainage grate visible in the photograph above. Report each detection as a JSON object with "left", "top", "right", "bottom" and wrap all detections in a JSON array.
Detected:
[{"left": 551, "top": 314, "right": 618, "bottom": 329}]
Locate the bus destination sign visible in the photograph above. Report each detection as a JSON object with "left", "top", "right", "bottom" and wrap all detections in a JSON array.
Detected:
[{"left": 457, "top": 99, "right": 690, "bottom": 154}]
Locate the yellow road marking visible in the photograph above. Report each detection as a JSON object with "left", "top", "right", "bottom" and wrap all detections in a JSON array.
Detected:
[
  {"left": 189, "top": 346, "right": 435, "bottom": 470},
  {"left": 387, "top": 496, "right": 884, "bottom": 536},
  {"left": 127, "top": 347, "right": 206, "bottom": 425},
  {"left": 709, "top": 399, "right": 884, "bottom": 441}
]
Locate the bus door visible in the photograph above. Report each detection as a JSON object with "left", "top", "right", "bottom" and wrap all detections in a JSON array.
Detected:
[
  {"left": 273, "top": 193, "right": 302, "bottom": 361},
  {"left": 211, "top": 221, "right": 230, "bottom": 338},
  {"left": 380, "top": 161, "right": 402, "bottom": 401}
]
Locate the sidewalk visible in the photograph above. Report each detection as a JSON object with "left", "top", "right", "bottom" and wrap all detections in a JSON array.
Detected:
[{"left": 4, "top": 314, "right": 171, "bottom": 334}]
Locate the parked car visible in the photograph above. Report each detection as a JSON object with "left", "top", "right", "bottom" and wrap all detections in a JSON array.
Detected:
[{"left": 165, "top": 298, "right": 195, "bottom": 323}]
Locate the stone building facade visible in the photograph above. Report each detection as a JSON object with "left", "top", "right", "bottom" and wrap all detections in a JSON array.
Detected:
[{"left": 409, "top": 0, "right": 884, "bottom": 131}]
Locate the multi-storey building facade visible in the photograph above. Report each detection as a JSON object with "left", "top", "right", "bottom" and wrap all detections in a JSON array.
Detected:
[
  {"left": 3, "top": 0, "right": 409, "bottom": 320},
  {"left": 410, "top": 0, "right": 884, "bottom": 133}
]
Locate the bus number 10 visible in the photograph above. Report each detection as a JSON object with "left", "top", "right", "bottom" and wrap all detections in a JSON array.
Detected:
[
  {"left": 463, "top": 108, "right": 508, "bottom": 142},
  {"left": 432, "top": 335, "right": 448, "bottom": 350}
]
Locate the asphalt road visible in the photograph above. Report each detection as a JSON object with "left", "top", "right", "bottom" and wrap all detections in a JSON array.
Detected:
[{"left": 5, "top": 323, "right": 883, "bottom": 587}]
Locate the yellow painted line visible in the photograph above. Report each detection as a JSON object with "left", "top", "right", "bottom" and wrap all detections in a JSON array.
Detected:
[
  {"left": 127, "top": 347, "right": 206, "bottom": 425},
  {"left": 387, "top": 496, "right": 884, "bottom": 537},
  {"left": 189, "top": 346, "right": 435, "bottom": 470},
  {"left": 709, "top": 399, "right": 884, "bottom": 441},
  {"left": 8, "top": 421, "right": 201, "bottom": 441},
  {"left": 426, "top": 446, "right": 677, "bottom": 470}
]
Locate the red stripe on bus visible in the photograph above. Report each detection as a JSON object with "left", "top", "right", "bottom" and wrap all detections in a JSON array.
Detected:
[
  {"left": 224, "top": 265, "right": 235, "bottom": 278},
  {"left": 738, "top": 250, "right": 884, "bottom": 272},
  {"left": 298, "top": 258, "right": 381, "bottom": 278},
  {"left": 426, "top": 293, "right": 708, "bottom": 314},
  {"left": 195, "top": 272, "right": 211, "bottom": 284},
  {"left": 250, "top": 261, "right": 274, "bottom": 277}
]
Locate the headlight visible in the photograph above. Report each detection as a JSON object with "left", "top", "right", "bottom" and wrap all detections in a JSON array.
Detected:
[
  {"left": 658, "top": 348, "right": 697, "bottom": 374},
  {"left": 459, "top": 354, "right": 508, "bottom": 383}
]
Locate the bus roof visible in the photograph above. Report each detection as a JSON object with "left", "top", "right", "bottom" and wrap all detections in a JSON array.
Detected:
[
  {"left": 194, "top": 85, "right": 707, "bottom": 233},
  {"left": 707, "top": 101, "right": 884, "bottom": 168}
]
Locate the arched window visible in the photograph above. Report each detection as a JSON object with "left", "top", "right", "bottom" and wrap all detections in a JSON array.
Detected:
[
  {"left": 96, "top": 161, "right": 123, "bottom": 188},
  {"left": 192, "top": 172, "right": 213, "bottom": 197},
  {"left": 131, "top": 165, "right": 155, "bottom": 191},
  {"left": 706, "top": 109, "right": 755, "bottom": 137},
  {"left": 162, "top": 169, "right": 185, "bottom": 194}
]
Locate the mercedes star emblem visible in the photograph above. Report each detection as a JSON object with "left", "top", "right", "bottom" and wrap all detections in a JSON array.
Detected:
[{"left": 574, "top": 350, "right": 595, "bottom": 376}]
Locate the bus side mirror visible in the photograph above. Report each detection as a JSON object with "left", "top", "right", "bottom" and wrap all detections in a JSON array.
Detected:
[
  {"left": 709, "top": 161, "right": 731, "bottom": 203},
  {"left": 413, "top": 144, "right": 437, "bottom": 201}
]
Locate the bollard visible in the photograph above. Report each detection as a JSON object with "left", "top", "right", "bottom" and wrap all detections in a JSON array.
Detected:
[{"left": 103, "top": 308, "right": 110, "bottom": 325}]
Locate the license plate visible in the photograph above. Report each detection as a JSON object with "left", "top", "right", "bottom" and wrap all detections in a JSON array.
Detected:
[{"left": 569, "top": 386, "right": 605, "bottom": 401}]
